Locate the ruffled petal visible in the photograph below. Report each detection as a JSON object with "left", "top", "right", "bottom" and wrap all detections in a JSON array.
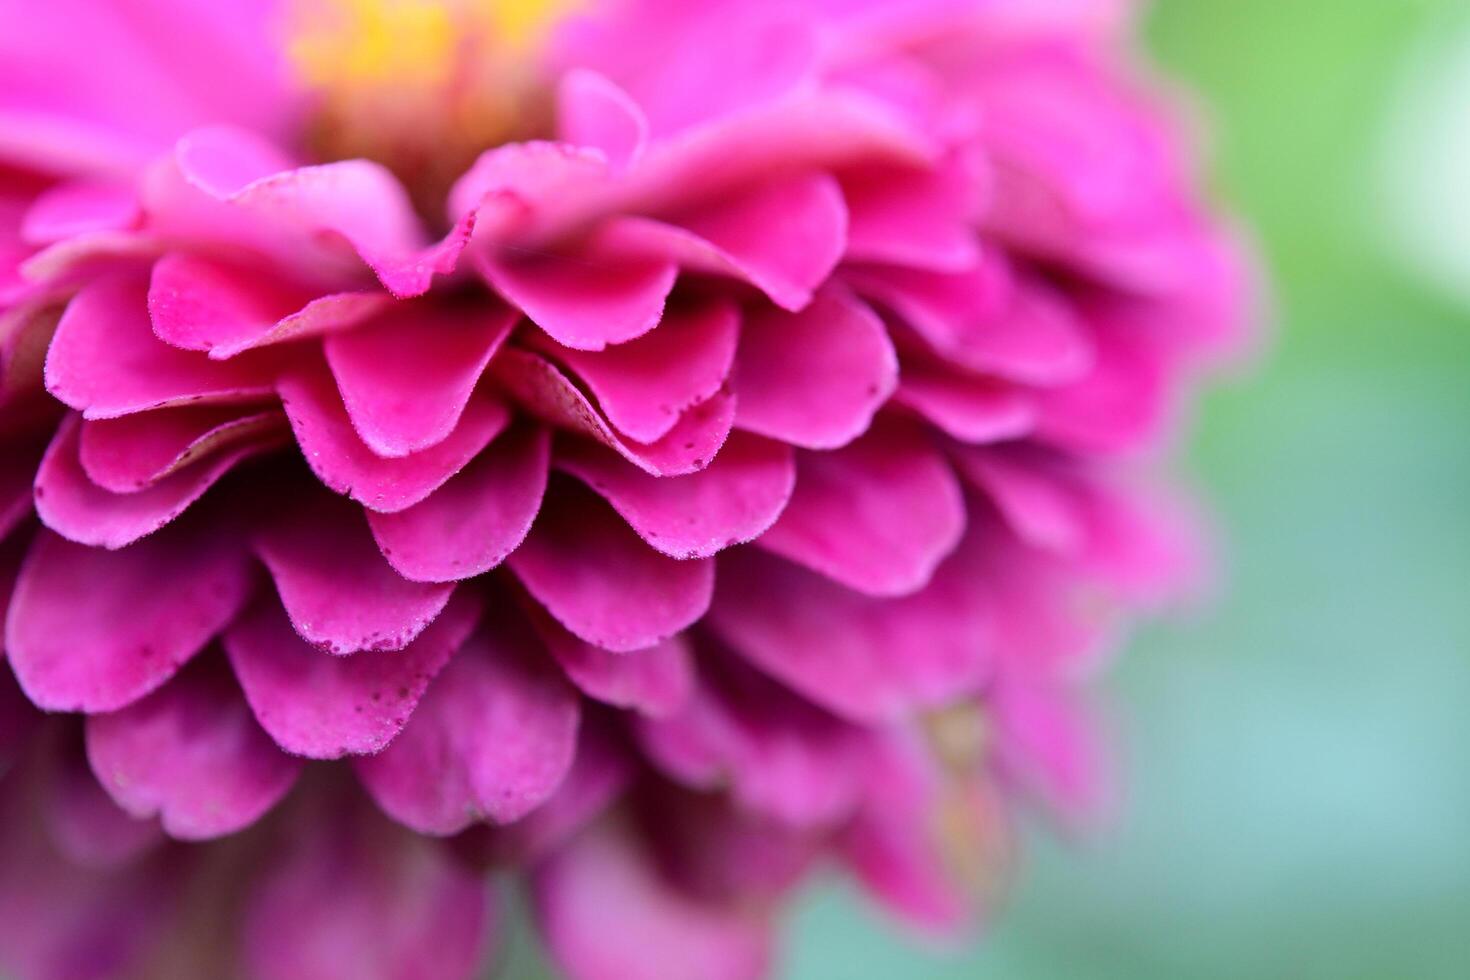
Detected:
[
  {"left": 225, "top": 589, "right": 482, "bottom": 759},
  {"left": 530, "top": 298, "right": 738, "bottom": 444},
  {"left": 278, "top": 361, "right": 510, "bottom": 513},
  {"left": 557, "top": 69, "right": 648, "bottom": 173},
  {"left": 555, "top": 433, "right": 795, "bottom": 560},
  {"left": 78, "top": 404, "right": 283, "bottom": 493},
  {"left": 355, "top": 619, "right": 581, "bottom": 834},
  {"left": 85, "top": 659, "right": 302, "bottom": 840},
  {"left": 509, "top": 478, "right": 714, "bottom": 653},
  {"left": 731, "top": 286, "right": 896, "bottom": 450},
  {"left": 253, "top": 490, "right": 454, "bottom": 655},
  {"left": 6, "top": 521, "right": 252, "bottom": 712},
  {"left": 324, "top": 303, "right": 515, "bottom": 458},
  {"left": 367, "top": 424, "right": 551, "bottom": 583},
  {"left": 756, "top": 421, "right": 965, "bottom": 596}
]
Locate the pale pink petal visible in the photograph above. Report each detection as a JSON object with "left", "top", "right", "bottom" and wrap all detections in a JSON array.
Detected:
[
  {"left": 709, "top": 540, "right": 993, "bottom": 723},
  {"left": 36, "top": 412, "right": 278, "bottom": 549},
  {"left": 509, "top": 479, "right": 714, "bottom": 653},
  {"left": 530, "top": 298, "right": 738, "bottom": 444},
  {"left": 85, "top": 659, "right": 302, "bottom": 840},
  {"left": 253, "top": 490, "right": 454, "bottom": 655},
  {"left": 756, "top": 421, "right": 965, "bottom": 596},
  {"left": 244, "top": 804, "right": 495, "bottom": 980},
  {"left": 492, "top": 346, "right": 734, "bottom": 477},
  {"left": 355, "top": 620, "right": 581, "bottom": 834},
  {"left": 732, "top": 286, "right": 896, "bottom": 450},
  {"left": 324, "top": 303, "right": 515, "bottom": 457},
  {"left": 531, "top": 819, "right": 772, "bottom": 980},
  {"left": 278, "top": 361, "right": 510, "bottom": 513},
  {"left": 558, "top": 69, "right": 648, "bottom": 173},
  {"left": 368, "top": 424, "right": 551, "bottom": 583},
  {"left": 225, "top": 589, "right": 482, "bottom": 759},
  {"left": 6, "top": 522, "right": 252, "bottom": 712},
  {"left": 20, "top": 181, "right": 139, "bottom": 245},
  {"left": 46, "top": 275, "right": 278, "bottom": 419},
  {"left": 555, "top": 433, "right": 795, "bottom": 560},
  {"left": 148, "top": 252, "right": 388, "bottom": 359}
]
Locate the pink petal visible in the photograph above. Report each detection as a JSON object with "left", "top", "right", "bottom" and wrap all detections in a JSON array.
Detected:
[
  {"left": 636, "top": 650, "right": 868, "bottom": 827},
  {"left": 6, "top": 522, "right": 252, "bottom": 712},
  {"left": 253, "top": 490, "right": 454, "bottom": 655},
  {"left": 846, "top": 255, "right": 1094, "bottom": 385},
  {"left": 756, "top": 421, "right": 965, "bottom": 596},
  {"left": 78, "top": 403, "right": 284, "bottom": 493},
  {"left": 555, "top": 433, "right": 795, "bottom": 560},
  {"left": 731, "top": 286, "right": 896, "bottom": 450},
  {"left": 509, "top": 479, "right": 714, "bottom": 653},
  {"left": 243, "top": 804, "right": 495, "bottom": 980},
  {"left": 225, "top": 589, "right": 482, "bottom": 759},
  {"left": 36, "top": 412, "right": 277, "bottom": 549},
  {"left": 842, "top": 158, "right": 981, "bottom": 272},
  {"left": 531, "top": 819, "right": 772, "bottom": 980},
  {"left": 354, "top": 620, "right": 581, "bottom": 834},
  {"left": 324, "top": 303, "right": 515, "bottom": 457},
  {"left": 85, "top": 659, "right": 302, "bottom": 840},
  {"left": 46, "top": 275, "right": 278, "bottom": 419},
  {"left": 892, "top": 360, "right": 1036, "bottom": 443},
  {"left": 528, "top": 605, "right": 695, "bottom": 718},
  {"left": 476, "top": 243, "right": 677, "bottom": 352},
  {"left": 368, "top": 424, "right": 551, "bottom": 583},
  {"left": 709, "top": 540, "right": 993, "bottom": 723},
  {"left": 492, "top": 346, "right": 734, "bottom": 477},
  {"left": 20, "top": 181, "right": 139, "bottom": 245},
  {"left": 598, "top": 172, "right": 848, "bottom": 312},
  {"left": 45, "top": 746, "right": 164, "bottom": 870},
  {"left": 148, "top": 252, "right": 389, "bottom": 359},
  {"left": 278, "top": 361, "right": 510, "bottom": 513},
  {"left": 529, "top": 298, "right": 738, "bottom": 444},
  {"left": 1035, "top": 317, "right": 1166, "bottom": 452},
  {"left": 557, "top": 69, "right": 648, "bottom": 173}
]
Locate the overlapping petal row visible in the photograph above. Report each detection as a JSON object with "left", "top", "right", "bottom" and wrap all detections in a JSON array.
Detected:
[{"left": 0, "top": 1, "right": 1249, "bottom": 977}]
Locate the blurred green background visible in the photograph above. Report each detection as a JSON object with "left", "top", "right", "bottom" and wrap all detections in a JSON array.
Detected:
[{"left": 783, "top": 0, "right": 1470, "bottom": 977}]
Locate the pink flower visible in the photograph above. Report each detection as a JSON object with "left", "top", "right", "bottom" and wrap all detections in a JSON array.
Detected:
[{"left": 0, "top": 1, "right": 1251, "bottom": 977}]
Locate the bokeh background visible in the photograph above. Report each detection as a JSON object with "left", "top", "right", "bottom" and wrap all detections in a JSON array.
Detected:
[{"left": 779, "top": 0, "right": 1470, "bottom": 977}]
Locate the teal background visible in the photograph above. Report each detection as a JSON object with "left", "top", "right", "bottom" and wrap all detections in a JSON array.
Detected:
[{"left": 783, "top": 0, "right": 1470, "bottom": 977}]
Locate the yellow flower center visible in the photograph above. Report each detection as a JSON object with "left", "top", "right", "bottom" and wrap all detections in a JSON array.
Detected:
[{"left": 285, "top": 0, "right": 580, "bottom": 216}]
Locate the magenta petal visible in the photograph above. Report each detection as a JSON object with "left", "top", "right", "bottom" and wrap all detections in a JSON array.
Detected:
[
  {"left": 78, "top": 404, "right": 282, "bottom": 493},
  {"left": 225, "top": 588, "right": 482, "bottom": 759},
  {"left": 36, "top": 412, "right": 276, "bottom": 549},
  {"left": 20, "top": 181, "right": 139, "bottom": 246},
  {"left": 1035, "top": 319, "right": 1165, "bottom": 453},
  {"left": 278, "top": 361, "right": 510, "bottom": 513},
  {"left": 893, "top": 362, "right": 1036, "bottom": 444},
  {"left": 842, "top": 158, "right": 981, "bottom": 272},
  {"left": 847, "top": 257, "right": 1094, "bottom": 385},
  {"left": 355, "top": 620, "right": 581, "bottom": 834},
  {"left": 254, "top": 491, "right": 454, "bottom": 655},
  {"left": 149, "top": 252, "right": 389, "bottom": 359},
  {"left": 85, "top": 660, "right": 302, "bottom": 840},
  {"left": 0, "top": 436, "right": 45, "bottom": 537},
  {"left": 532, "top": 819, "right": 772, "bottom": 980},
  {"left": 509, "top": 479, "right": 714, "bottom": 653},
  {"left": 558, "top": 69, "right": 648, "bottom": 173},
  {"left": 709, "top": 542, "right": 993, "bottom": 723},
  {"left": 533, "top": 298, "right": 738, "bottom": 444},
  {"left": 244, "top": 805, "right": 495, "bottom": 980},
  {"left": 477, "top": 244, "right": 676, "bottom": 352},
  {"left": 368, "top": 424, "right": 551, "bottom": 583},
  {"left": 6, "top": 523, "right": 252, "bottom": 712},
  {"left": 556, "top": 433, "right": 795, "bottom": 560},
  {"left": 324, "top": 303, "right": 515, "bottom": 458},
  {"left": 732, "top": 286, "right": 897, "bottom": 450},
  {"left": 46, "top": 275, "right": 277, "bottom": 419},
  {"left": 756, "top": 422, "right": 966, "bottom": 596},
  {"left": 493, "top": 346, "right": 734, "bottom": 477},
  {"left": 45, "top": 751, "right": 164, "bottom": 871},
  {"left": 600, "top": 172, "right": 848, "bottom": 312},
  {"left": 529, "top": 606, "right": 695, "bottom": 718}
]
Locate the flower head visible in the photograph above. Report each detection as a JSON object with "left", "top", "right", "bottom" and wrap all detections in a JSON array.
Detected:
[{"left": 0, "top": 1, "right": 1251, "bottom": 977}]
